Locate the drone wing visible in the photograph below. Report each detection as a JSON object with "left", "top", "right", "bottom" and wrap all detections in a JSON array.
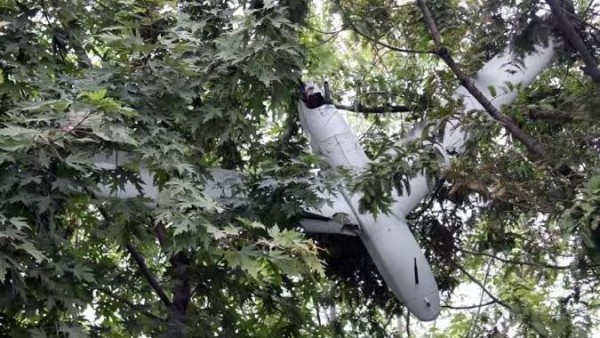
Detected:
[
  {"left": 300, "top": 189, "right": 360, "bottom": 236},
  {"left": 92, "top": 151, "right": 359, "bottom": 236}
]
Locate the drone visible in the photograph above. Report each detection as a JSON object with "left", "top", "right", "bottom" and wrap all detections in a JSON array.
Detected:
[{"left": 93, "top": 41, "right": 556, "bottom": 321}]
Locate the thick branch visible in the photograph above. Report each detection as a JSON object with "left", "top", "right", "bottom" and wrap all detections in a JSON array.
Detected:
[
  {"left": 150, "top": 221, "right": 192, "bottom": 335},
  {"left": 152, "top": 222, "right": 192, "bottom": 335},
  {"left": 126, "top": 242, "right": 173, "bottom": 308},
  {"left": 415, "top": 0, "right": 577, "bottom": 178},
  {"left": 154, "top": 222, "right": 168, "bottom": 247},
  {"left": 546, "top": 0, "right": 600, "bottom": 84},
  {"left": 335, "top": 103, "right": 411, "bottom": 114},
  {"left": 438, "top": 54, "right": 549, "bottom": 161},
  {"left": 275, "top": 113, "right": 300, "bottom": 161},
  {"left": 417, "top": 0, "right": 441, "bottom": 46},
  {"left": 167, "top": 252, "right": 192, "bottom": 335}
]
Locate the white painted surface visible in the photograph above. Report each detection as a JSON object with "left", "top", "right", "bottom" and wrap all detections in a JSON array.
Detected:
[
  {"left": 91, "top": 43, "right": 556, "bottom": 323},
  {"left": 298, "top": 95, "right": 441, "bottom": 321},
  {"left": 391, "top": 43, "right": 556, "bottom": 216}
]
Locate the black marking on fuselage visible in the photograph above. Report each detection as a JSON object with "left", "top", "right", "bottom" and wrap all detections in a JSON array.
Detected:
[{"left": 413, "top": 257, "right": 419, "bottom": 284}]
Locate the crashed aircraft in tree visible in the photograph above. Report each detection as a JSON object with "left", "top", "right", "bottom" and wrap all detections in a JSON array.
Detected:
[{"left": 92, "top": 41, "right": 556, "bottom": 321}]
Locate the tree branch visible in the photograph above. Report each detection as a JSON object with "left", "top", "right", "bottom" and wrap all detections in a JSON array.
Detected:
[
  {"left": 335, "top": 3, "right": 434, "bottom": 55},
  {"left": 351, "top": 24, "right": 434, "bottom": 54},
  {"left": 335, "top": 103, "right": 411, "bottom": 114},
  {"left": 455, "top": 264, "right": 506, "bottom": 308},
  {"left": 154, "top": 222, "right": 168, "bottom": 247},
  {"left": 546, "top": 0, "right": 600, "bottom": 84},
  {"left": 151, "top": 222, "right": 192, "bottom": 334},
  {"left": 94, "top": 205, "right": 173, "bottom": 308},
  {"left": 405, "top": 312, "right": 411, "bottom": 337},
  {"left": 467, "top": 258, "right": 493, "bottom": 336},
  {"left": 415, "top": 0, "right": 578, "bottom": 179},
  {"left": 126, "top": 242, "right": 173, "bottom": 308},
  {"left": 82, "top": 192, "right": 175, "bottom": 314},
  {"left": 455, "top": 263, "right": 551, "bottom": 338},
  {"left": 96, "top": 287, "right": 165, "bottom": 322},
  {"left": 528, "top": 108, "right": 575, "bottom": 122},
  {"left": 149, "top": 220, "right": 193, "bottom": 335},
  {"left": 417, "top": 0, "right": 441, "bottom": 46},
  {"left": 167, "top": 252, "right": 192, "bottom": 336},
  {"left": 306, "top": 29, "right": 343, "bottom": 48},
  {"left": 275, "top": 112, "right": 300, "bottom": 161},
  {"left": 442, "top": 299, "right": 496, "bottom": 310},
  {"left": 459, "top": 248, "right": 573, "bottom": 270}
]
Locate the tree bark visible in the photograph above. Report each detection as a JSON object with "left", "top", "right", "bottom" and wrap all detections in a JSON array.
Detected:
[
  {"left": 165, "top": 252, "right": 192, "bottom": 337},
  {"left": 415, "top": 0, "right": 579, "bottom": 179},
  {"left": 546, "top": 0, "right": 600, "bottom": 84},
  {"left": 155, "top": 222, "right": 193, "bottom": 338}
]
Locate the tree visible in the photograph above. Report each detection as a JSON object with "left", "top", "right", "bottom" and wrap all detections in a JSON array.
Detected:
[
  {"left": 305, "top": 0, "right": 600, "bottom": 336},
  {"left": 1, "top": 0, "right": 600, "bottom": 337},
  {"left": 1, "top": 1, "right": 323, "bottom": 337}
]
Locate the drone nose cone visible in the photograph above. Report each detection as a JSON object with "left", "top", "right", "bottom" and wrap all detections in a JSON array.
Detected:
[{"left": 405, "top": 290, "right": 441, "bottom": 321}]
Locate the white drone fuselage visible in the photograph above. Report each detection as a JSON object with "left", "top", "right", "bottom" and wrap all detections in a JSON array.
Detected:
[
  {"left": 92, "top": 42, "right": 557, "bottom": 322},
  {"left": 297, "top": 42, "right": 556, "bottom": 321},
  {"left": 297, "top": 100, "right": 441, "bottom": 321}
]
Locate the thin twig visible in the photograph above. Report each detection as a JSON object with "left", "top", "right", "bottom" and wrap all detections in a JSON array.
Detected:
[
  {"left": 467, "top": 259, "right": 493, "bottom": 338},
  {"left": 351, "top": 24, "right": 434, "bottom": 54},
  {"left": 442, "top": 299, "right": 497, "bottom": 310},
  {"left": 405, "top": 311, "right": 411, "bottom": 337},
  {"left": 334, "top": 2, "right": 433, "bottom": 55},
  {"left": 454, "top": 263, "right": 508, "bottom": 309},
  {"left": 454, "top": 263, "right": 550, "bottom": 338},
  {"left": 314, "top": 296, "right": 322, "bottom": 327},
  {"left": 335, "top": 103, "right": 411, "bottom": 114},
  {"left": 459, "top": 248, "right": 574, "bottom": 270},
  {"left": 302, "top": 24, "right": 346, "bottom": 35},
  {"left": 306, "top": 30, "right": 343, "bottom": 48},
  {"left": 60, "top": 111, "right": 93, "bottom": 135}
]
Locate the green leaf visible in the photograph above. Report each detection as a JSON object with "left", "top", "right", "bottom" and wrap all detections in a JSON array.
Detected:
[
  {"left": 83, "top": 88, "right": 107, "bottom": 102},
  {"left": 16, "top": 242, "right": 47, "bottom": 262},
  {"left": 9, "top": 217, "right": 30, "bottom": 231},
  {"left": 72, "top": 264, "right": 96, "bottom": 283}
]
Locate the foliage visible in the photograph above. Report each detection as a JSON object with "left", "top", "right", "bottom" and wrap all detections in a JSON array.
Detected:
[
  {"left": 2, "top": 0, "right": 600, "bottom": 337},
  {"left": 0, "top": 0, "right": 327, "bottom": 336}
]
